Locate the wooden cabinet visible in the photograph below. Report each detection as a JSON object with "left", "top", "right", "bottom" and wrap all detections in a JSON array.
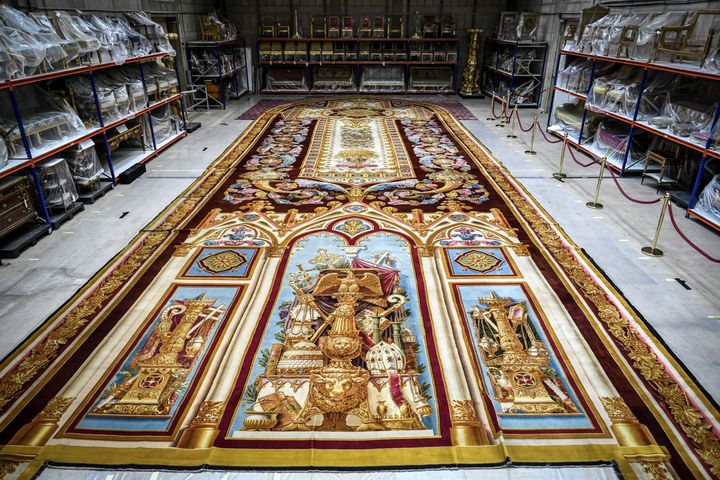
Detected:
[{"left": 0, "top": 176, "right": 38, "bottom": 239}]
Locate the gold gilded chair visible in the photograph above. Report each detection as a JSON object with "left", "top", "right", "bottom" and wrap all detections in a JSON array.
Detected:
[
  {"left": 652, "top": 10, "right": 720, "bottom": 66},
  {"left": 641, "top": 139, "right": 682, "bottom": 192}
]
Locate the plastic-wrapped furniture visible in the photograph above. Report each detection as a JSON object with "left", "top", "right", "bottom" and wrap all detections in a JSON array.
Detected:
[
  {"left": 145, "top": 104, "right": 178, "bottom": 144},
  {"left": 647, "top": 78, "right": 720, "bottom": 142},
  {"left": 409, "top": 67, "right": 453, "bottom": 91},
  {"left": 0, "top": 26, "right": 47, "bottom": 78},
  {"left": 43, "top": 11, "right": 101, "bottom": 64},
  {"left": 65, "top": 143, "right": 103, "bottom": 192},
  {"left": 144, "top": 62, "right": 179, "bottom": 97},
  {"left": 516, "top": 12, "right": 538, "bottom": 42},
  {"left": 37, "top": 157, "right": 79, "bottom": 209},
  {"left": 360, "top": 66, "right": 404, "bottom": 91},
  {"left": 29, "top": 13, "right": 82, "bottom": 66},
  {"left": 108, "top": 68, "right": 147, "bottom": 112},
  {"left": 587, "top": 65, "right": 642, "bottom": 117},
  {"left": 313, "top": 66, "right": 354, "bottom": 90},
  {"left": 265, "top": 68, "right": 307, "bottom": 90},
  {"left": 652, "top": 10, "right": 720, "bottom": 67},
  {"left": 126, "top": 12, "right": 174, "bottom": 55},
  {"left": 0, "top": 137, "right": 7, "bottom": 167},
  {"left": 106, "top": 16, "right": 152, "bottom": 57},
  {"left": 0, "top": 4, "right": 70, "bottom": 72},
  {"left": 83, "top": 14, "right": 129, "bottom": 65},
  {"left": 632, "top": 11, "right": 687, "bottom": 61},
  {"left": 0, "top": 85, "right": 85, "bottom": 158},
  {"left": 0, "top": 47, "right": 19, "bottom": 81},
  {"left": 695, "top": 174, "right": 720, "bottom": 223},
  {"left": 498, "top": 12, "right": 517, "bottom": 40},
  {"left": 65, "top": 76, "right": 106, "bottom": 127},
  {"left": 95, "top": 73, "right": 131, "bottom": 119}
]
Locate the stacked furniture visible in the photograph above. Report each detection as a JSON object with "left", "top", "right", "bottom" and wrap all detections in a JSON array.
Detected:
[
  {"left": 482, "top": 38, "right": 548, "bottom": 108},
  {"left": 546, "top": 7, "right": 720, "bottom": 231},
  {"left": 256, "top": 13, "right": 458, "bottom": 94},
  {"left": 0, "top": 4, "right": 186, "bottom": 255},
  {"left": 186, "top": 39, "right": 249, "bottom": 108}
]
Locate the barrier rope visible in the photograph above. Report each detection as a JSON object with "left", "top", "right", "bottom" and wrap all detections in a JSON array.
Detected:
[
  {"left": 606, "top": 167, "right": 662, "bottom": 204},
  {"left": 496, "top": 102, "right": 719, "bottom": 263},
  {"left": 567, "top": 144, "right": 597, "bottom": 168},
  {"left": 491, "top": 97, "right": 503, "bottom": 119},
  {"left": 537, "top": 125, "right": 563, "bottom": 144},
  {"left": 515, "top": 109, "right": 534, "bottom": 132},
  {"left": 668, "top": 204, "right": 720, "bottom": 263}
]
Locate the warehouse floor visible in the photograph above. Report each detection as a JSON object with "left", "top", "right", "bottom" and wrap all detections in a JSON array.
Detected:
[{"left": 1, "top": 95, "right": 718, "bottom": 402}]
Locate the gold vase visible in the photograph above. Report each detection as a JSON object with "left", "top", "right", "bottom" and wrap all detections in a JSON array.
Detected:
[{"left": 460, "top": 28, "right": 484, "bottom": 97}]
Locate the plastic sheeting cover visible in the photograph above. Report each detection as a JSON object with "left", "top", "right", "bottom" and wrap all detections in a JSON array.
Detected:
[{"left": 696, "top": 174, "right": 720, "bottom": 223}]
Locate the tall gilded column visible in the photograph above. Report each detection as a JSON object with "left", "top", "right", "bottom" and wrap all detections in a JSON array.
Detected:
[{"left": 459, "top": 28, "right": 484, "bottom": 98}]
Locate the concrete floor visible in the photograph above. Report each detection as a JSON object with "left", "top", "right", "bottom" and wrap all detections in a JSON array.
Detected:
[{"left": 0, "top": 94, "right": 718, "bottom": 404}]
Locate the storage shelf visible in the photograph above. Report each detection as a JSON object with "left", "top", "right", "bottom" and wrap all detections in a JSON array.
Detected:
[
  {"left": 259, "top": 60, "right": 457, "bottom": 66},
  {"left": 483, "top": 65, "right": 540, "bottom": 78},
  {"left": 560, "top": 49, "right": 720, "bottom": 82},
  {"left": 3, "top": 94, "right": 184, "bottom": 178},
  {"left": 548, "top": 128, "right": 645, "bottom": 173},
  {"left": 688, "top": 208, "right": 720, "bottom": 232},
  {"left": 553, "top": 85, "right": 587, "bottom": 100},
  {"left": 0, "top": 52, "right": 172, "bottom": 91},
  {"left": 258, "top": 37, "right": 458, "bottom": 42},
  {"left": 487, "top": 38, "right": 547, "bottom": 47},
  {"left": 108, "top": 131, "right": 186, "bottom": 179},
  {"left": 482, "top": 38, "right": 548, "bottom": 109}
]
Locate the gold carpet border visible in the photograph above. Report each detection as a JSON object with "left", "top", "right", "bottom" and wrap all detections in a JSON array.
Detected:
[
  {"left": 0, "top": 98, "right": 715, "bottom": 478},
  {"left": 7, "top": 443, "right": 660, "bottom": 480},
  {"left": 430, "top": 107, "right": 720, "bottom": 477}
]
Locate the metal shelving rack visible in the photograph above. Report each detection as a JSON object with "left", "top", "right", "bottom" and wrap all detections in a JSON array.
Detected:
[
  {"left": 257, "top": 37, "right": 459, "bottom": 94},
  {"left": 481, "top": 38, "right": 548, "bottom": 108},
  {"left": 0, "top": 50, "right": 187, "bottom": 235},
  {"left": 546, "top": 49, "right": 720, "bottom": 232},
  {"left": 185, "top": 39, "right": 249, "bottom": 109}
]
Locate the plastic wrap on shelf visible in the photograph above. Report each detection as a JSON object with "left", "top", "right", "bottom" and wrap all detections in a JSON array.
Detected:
[
  {"left": 265, "top": 68, "right": 307, "bottom": 90},
  {"left": 0, "top": 137, "right": 7, "bottom": 167},
  {"left": 409, "top": 67, "right": 453, "bottom": 91},
  {"left": 605, "top": 14, "right": 648, "bottom": 57},
  {"left": 145, "top": 104, "right": 179, "bottom": 144},
  {"left": 0, "top": 47, "right": 19, "bottom": 82},
  {"left": 646, "top": 78, "right": 720, "bottom": 144},
  {"left": 0, "top": 4, "right": 70, "bottom": 72},
  {"left": 106, "top": 68, "right": 147, "bottom": 111},
  {"left": 313, "top": 66, "right": 355, "bottom": 90},
  {"left": 95, "top": 72, "right": 131, "bottom": 119},
  {"left": 207, "top": 11, "right": 237, "bottom": 41},
  {"left": 632, "top": 11, "right": 686, "bottom": 61},
  {"left": 516, "top": 12, "right": 538, "bottom": 42},
  {"left": 190, "top": 50, "right": 232, "bottom": 77},
  {"left": 695, "top": 174, "right": 720, "bottom": 223},
  {"left": 360, "top": 66, "right": 404, "bottom": 91},
  {"left": 107, "top": 16, "right": 153, "bottom": 57},
  {"left": 0, "top": 85, "right": 85, "bottom": 158},
  {"left": 64, "top": 76, "right": 104, "bottom": 127},
  {"left": 83, "top": 14, "right": 129, "bottom": 65},
  {"left": 651, "top": 12, "right": 720, "bottom": 66},
  {"left": 29, "top": 13, "right": 83, "bottom": 65},
  {"left": 592, "top": 119, "right": 648, "bottom": 167},
  {"left": 144, "top": 62, "right": 179, "bottom": 95},
  {"left": 0, "top": 26, "right": 46, "bottom": 79},
  {"left": 48, "top": 11, "right": 101, "bottom": 61},
  {"left": 636, "top": 71, "right": 674, "bottom": 121},
  {"left": 126, "top": 12, "right": 175, "bottom": 56},
  {"left": 587, "top": 65, "right": 642, "bottom": 117},
  {"left": 557, "top": 58, "right": 613, "bottom": 94},
  {"left": 65, "top": 143, "right": 103, "bottom": 190},
  {"left": 37, "top": 157, "right": 79, "bottom": 208},
  {"left": 552, "top": 98, "right": 602, "bottom": 140}
]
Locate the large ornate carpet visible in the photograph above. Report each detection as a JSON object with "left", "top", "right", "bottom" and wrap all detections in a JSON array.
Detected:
[{"left": 0, "top": 98, "right": 718, "bottom": 479}]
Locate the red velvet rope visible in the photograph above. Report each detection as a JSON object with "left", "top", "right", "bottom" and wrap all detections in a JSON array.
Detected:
[
  {"left": 606, "top": 167, "right": 661, "bottom": 205},
  {"left": 668, "top": 204, "right": 720, "bottom": 263},
  {"left": 515, "top": 109, "right": 535, "bottom": 132},
  {"left": 491, "top": 97, "right": 503, "bottom": 119},
  {"left": 537, "top": 125, "right": 563, "bottom": 144},
  {"left": 567, "top": 145, "right": 597, "bottom": 168}
]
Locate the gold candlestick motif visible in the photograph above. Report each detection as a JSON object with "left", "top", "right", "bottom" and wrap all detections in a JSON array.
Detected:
[{"left": 460, "top": 28, "right": 484, "bottom": 97}]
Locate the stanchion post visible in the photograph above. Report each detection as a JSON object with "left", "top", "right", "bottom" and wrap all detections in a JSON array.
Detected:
[
  {"left": 486, "top": 94, "right": 495, "bottom": 121},
  {"left": 495, "top": 94, "right": 507, "bottom": 127},
  {"left": 553, "top": 133, "right": 568, "bottom": 180},
  {"left": 586, "top": 156, "right": 606, "bottom": 209},
  {"left": 507, "top": 105, "right": 518, "bottom": 139},
  {"left": 641, "top": 193, "right": 671, "bottom": 257},
  {"left": 524, "top": 115, "right": 538, "bottom": 155}
]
